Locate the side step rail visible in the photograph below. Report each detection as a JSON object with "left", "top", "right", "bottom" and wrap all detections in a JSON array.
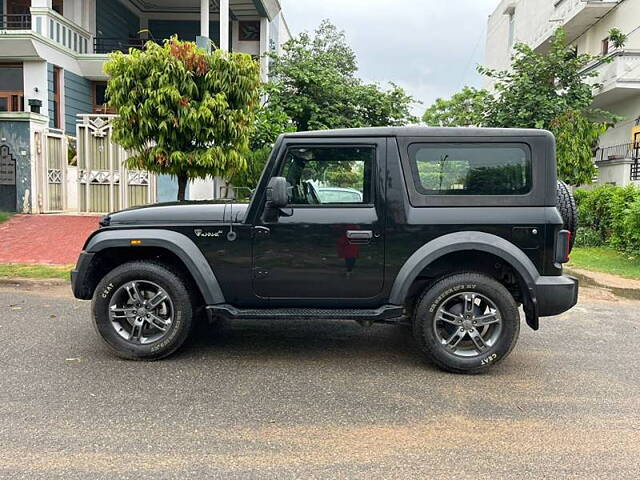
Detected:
[{"left": 207, "top": 304, "right": 406, "bottom": 323}]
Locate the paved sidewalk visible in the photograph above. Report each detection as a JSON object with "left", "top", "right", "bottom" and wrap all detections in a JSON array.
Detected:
[{"left": 0, "top": 215, "right": 100, "bottom": 265}]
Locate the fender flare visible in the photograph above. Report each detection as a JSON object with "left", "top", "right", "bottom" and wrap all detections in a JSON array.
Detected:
[
  {"left": 388, "top": 231, "right": 540, "bottom": 306},
  {"left": 85, "top": 229, "right": 225, "bottom": 305}
]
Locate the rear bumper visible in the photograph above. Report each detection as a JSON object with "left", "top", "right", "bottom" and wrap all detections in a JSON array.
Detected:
[
  {"left": 535, "top": 275, "right": 579, "bottom": 317},
  {"left": 70, "top": 252, "right": 95, "bottom": 300}
]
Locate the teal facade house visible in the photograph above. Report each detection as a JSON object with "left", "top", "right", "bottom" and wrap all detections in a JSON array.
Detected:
[{"left": 0, "top": 0, "right": 291, "bottom": 212}]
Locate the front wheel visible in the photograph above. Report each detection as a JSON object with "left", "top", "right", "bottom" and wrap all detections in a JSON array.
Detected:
[
  {"left": 92, "top": 261, "right": 194, "bottom": 360},
  {"left": 413, "top": 272, "right": 520, "bottom": 374}
]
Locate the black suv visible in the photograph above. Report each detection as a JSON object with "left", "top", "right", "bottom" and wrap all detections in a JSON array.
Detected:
[{"left": 72, "top": 127, "right": 578, "bottom": 373}]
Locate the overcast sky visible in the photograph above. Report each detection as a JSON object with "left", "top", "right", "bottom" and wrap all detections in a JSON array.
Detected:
[{"left": 279, "top": 0, "right": 498, "bottom": 115}]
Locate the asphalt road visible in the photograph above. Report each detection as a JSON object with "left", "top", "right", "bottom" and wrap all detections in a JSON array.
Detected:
[{"left": 0, "top": 283, "right": 638, "bottom": 479}]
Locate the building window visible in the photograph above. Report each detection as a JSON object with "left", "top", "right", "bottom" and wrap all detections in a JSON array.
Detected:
[
  {"left": 52, "top": 0, "right": 64, "bottom": 15},
  {"left": 92, "top": 82, "right": 115, "bottom": 114},
  {"left": 239, "top": 21, "right": 261, "bottom": 41},
  {"left": 52, "top": 66, "right": 62, "bottom": 129},
  {"left": 601, "top": 37, "right": 613, "bottom": 55},
  {"left": 0, "top": 64, "right": 24, "bottom": 113},
  {"left": 6, "top": 0, "right": 30, "bottom": 16}
]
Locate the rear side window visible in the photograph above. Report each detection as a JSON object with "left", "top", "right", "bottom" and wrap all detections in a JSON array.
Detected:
[{"left": 408, "top": 143, "right": 532, "bottom": 196}]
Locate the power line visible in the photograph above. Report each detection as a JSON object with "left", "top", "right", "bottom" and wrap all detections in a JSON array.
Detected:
[{"left": 459, "top": 22, "right": 487, "bottom": 90}]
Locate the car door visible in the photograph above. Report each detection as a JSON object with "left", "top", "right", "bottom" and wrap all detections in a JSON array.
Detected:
[{"left": 252, "top": 138, "right": 386, "bottom": 301}]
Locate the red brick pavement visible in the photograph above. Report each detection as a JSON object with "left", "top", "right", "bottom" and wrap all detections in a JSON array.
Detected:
[{"left": 0, "top": 215, "right": 100, "bottom": 266}]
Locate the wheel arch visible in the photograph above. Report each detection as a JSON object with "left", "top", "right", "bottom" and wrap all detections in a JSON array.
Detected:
[
  {"left": 77, "top": 229, "right": 225, "bottom": 305},
  {"left": 389, "top": 232, "right": 540, "bottom": 328}
]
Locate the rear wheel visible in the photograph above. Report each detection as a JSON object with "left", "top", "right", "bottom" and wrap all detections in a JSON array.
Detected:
[
  {"left": 413, "top": 272, "right": 520, "bottom": 374},
  {"left": 92, "top": 261, "right": 194, "bottom": 360}
]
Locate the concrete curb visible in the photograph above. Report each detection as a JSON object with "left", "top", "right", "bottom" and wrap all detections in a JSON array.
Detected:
[
  {"left": 566, "top": 267, "right": 640, "bottom": 300},
  {"left": 0, "top": 277, "right": 69, "bottom": 288}
]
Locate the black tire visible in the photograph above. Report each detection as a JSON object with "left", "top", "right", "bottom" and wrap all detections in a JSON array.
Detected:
[
  {"left": 556, "top": 180, "right": 577, "bottom": 252},
  {"left": 92, "top": 261, "right": 194, "bottom": 360},
  {"left": 412, "top": 272, "right": 520, "bottom": 374}
]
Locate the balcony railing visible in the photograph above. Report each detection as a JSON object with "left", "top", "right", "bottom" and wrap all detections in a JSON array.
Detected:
[
  {"left": 93, "top": 37, "right": 146, "bottom": 55},
  {"left": 595, "top": 143, "right": 640, "bottom": 162},
  {"left": 4, "top": 8, "right": 94, "bottom": 54},
  {"left": 0, "top": 14, "right": 32, "bottom": 30},
  {"left": 532, "top": 0, "right": 620, "bottom": 51},
  {"left": 583, "top": 50, "right": 640, "bottom": 94}
]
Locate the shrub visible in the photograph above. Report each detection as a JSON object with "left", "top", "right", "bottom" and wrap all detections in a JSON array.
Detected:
[
  {"left": 623, "top": 198, "right": 640, "bottom": 257},
  {"left": 574, "top": 184, "right": 640, "bottom": 256}
]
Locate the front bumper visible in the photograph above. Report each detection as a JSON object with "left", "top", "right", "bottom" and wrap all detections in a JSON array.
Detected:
[
  {"left": 70, "top": 252, "right": 95, "bottom": 300},
  {"left": 535, "top": 275, "right": 579, "bottom": 317}
]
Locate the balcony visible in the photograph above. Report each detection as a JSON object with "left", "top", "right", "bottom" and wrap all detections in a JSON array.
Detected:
[
  {"left": 0, "top": 14, "right": 31, "bottom": 30},
  {"left": 595, "top": 143, "right": 640, "bottom": 183},
  {"left": 0, "top": 8, "right": 92, "bottom": 55},
  {"left": 583, "top": 50, "right": 640, "bottom": 106},
  {"left": 532, "top": 0, "right": 620, "bottom": 52},
  {"left": 595, "top": 143, "right": 639, "bottom": 162}
]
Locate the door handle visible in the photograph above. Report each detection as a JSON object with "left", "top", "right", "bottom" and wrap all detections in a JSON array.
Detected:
[{"left": 347, "top": 230, "right": 373, "bottom": 244}]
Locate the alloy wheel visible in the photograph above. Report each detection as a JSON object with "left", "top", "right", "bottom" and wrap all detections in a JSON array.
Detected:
[
  {"left": 432, "top": 291, "right": 503, "bottom": 357},
  {"left": 108, "top": 280, "right": 174, "bottom": 345}
]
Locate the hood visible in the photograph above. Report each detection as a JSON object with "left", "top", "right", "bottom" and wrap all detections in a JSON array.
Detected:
[{"left": 102, "top": 201, "right": 249, "bottom": 226}]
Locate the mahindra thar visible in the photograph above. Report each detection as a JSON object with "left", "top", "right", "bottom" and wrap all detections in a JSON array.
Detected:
[{"left": 71, "top": 127, "right": 578, "bottom": 373}]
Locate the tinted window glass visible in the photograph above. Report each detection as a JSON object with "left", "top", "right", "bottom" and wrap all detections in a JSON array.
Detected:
[
  {"left": 409, "top": 143, "right": 531, "bottom": 195},
  {"left": 0, "top": 65, "right": 23, "bottom": 91},
  {"left": 280, "top": 146, "right": 374, "bottom": 205}
]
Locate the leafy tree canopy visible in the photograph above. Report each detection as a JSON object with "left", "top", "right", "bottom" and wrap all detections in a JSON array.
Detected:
[
  {"left": 266, "top": 20, "right": 418, "bottom": 132},
  {"left": 105, "top": 38, "right": 261, "bottom": 200},
  {"left": 423, "top": 87, "right": 491, "bottom": 127}
]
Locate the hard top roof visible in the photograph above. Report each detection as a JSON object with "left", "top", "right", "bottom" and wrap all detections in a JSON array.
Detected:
[{"left": 283, "top": 126, "right": 553, "bottom": 139}]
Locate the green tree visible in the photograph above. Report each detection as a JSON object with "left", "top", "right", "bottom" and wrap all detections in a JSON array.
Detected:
[
  {"left": 266, "top": 20, "right": 418, "bottom": 131},
  {"left": 550, "top": 110, "right": 606, "bottom": 186},
  {"left": 423, "top": 87, "right": 491, "bottom": 127},
  {"left": 228, "top": 101, "right": 295, "bottom": 194},
  {"left": 479, "top": 29, "right": 617, "bottom": 186},
  {"left": 105, "top": 38, "right": 261, "bottom": 201}
]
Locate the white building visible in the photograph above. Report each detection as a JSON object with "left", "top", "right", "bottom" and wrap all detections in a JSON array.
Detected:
[
  {"left": 485, "top": 0, "right": 640, "bottom": 186},
  {"left": 0, "top": 0, "right": 291, "bottom": 213}
]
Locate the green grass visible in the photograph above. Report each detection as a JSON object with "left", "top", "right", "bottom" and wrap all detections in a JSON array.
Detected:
[
  {"left": 0, "top": 264, "right": 72, "bottom": 280},
  {"left": 0, "top": 211, "right": 13, "bottom": 224},
  {"left": 568, "top": 247, "right": 640, "bottom": 280}
]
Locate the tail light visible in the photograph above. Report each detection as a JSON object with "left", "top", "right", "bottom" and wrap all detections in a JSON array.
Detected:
[{"left": 555, "top": 230, "right": 571, "bottom": 263}]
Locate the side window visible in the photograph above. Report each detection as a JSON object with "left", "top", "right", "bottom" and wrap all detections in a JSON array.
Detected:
[
  {"left": 408, "top": 143, "right": 531, "bottom": 196},
  {"left": 280, "top": 146, "right": 374, "bottom": 205}
]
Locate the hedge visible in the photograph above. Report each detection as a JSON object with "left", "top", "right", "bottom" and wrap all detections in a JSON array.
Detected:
[{"left": 574, "top": 184, "right": 640, "bottom": 257}]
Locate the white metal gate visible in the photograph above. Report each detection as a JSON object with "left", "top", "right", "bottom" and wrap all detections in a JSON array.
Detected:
[
  {"left": 41, "top": 130, "right": 68, "bottom": 212},
  {"left": 76, "top": 115, "right": 156, "bottom": 213}
]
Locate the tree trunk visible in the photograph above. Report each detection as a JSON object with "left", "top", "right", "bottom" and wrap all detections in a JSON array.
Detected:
[{"left": 177, "top": 174, "right": 188, "bottom": 202}]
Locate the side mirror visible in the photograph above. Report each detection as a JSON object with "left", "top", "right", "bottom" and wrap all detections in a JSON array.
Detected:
[{"left": 266, "top": 176, "right": 289, "bottom": 209}]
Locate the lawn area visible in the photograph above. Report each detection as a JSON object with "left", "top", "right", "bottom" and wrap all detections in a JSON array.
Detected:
[
  {"left": 0, "top": 211, "right": 13, "bottom": 224},
  {"left": 0, "top": 264, "right": 72, "bottom": 280},
  {"left": 568, "top": 247, "right": 640, "bottom": 280}
]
